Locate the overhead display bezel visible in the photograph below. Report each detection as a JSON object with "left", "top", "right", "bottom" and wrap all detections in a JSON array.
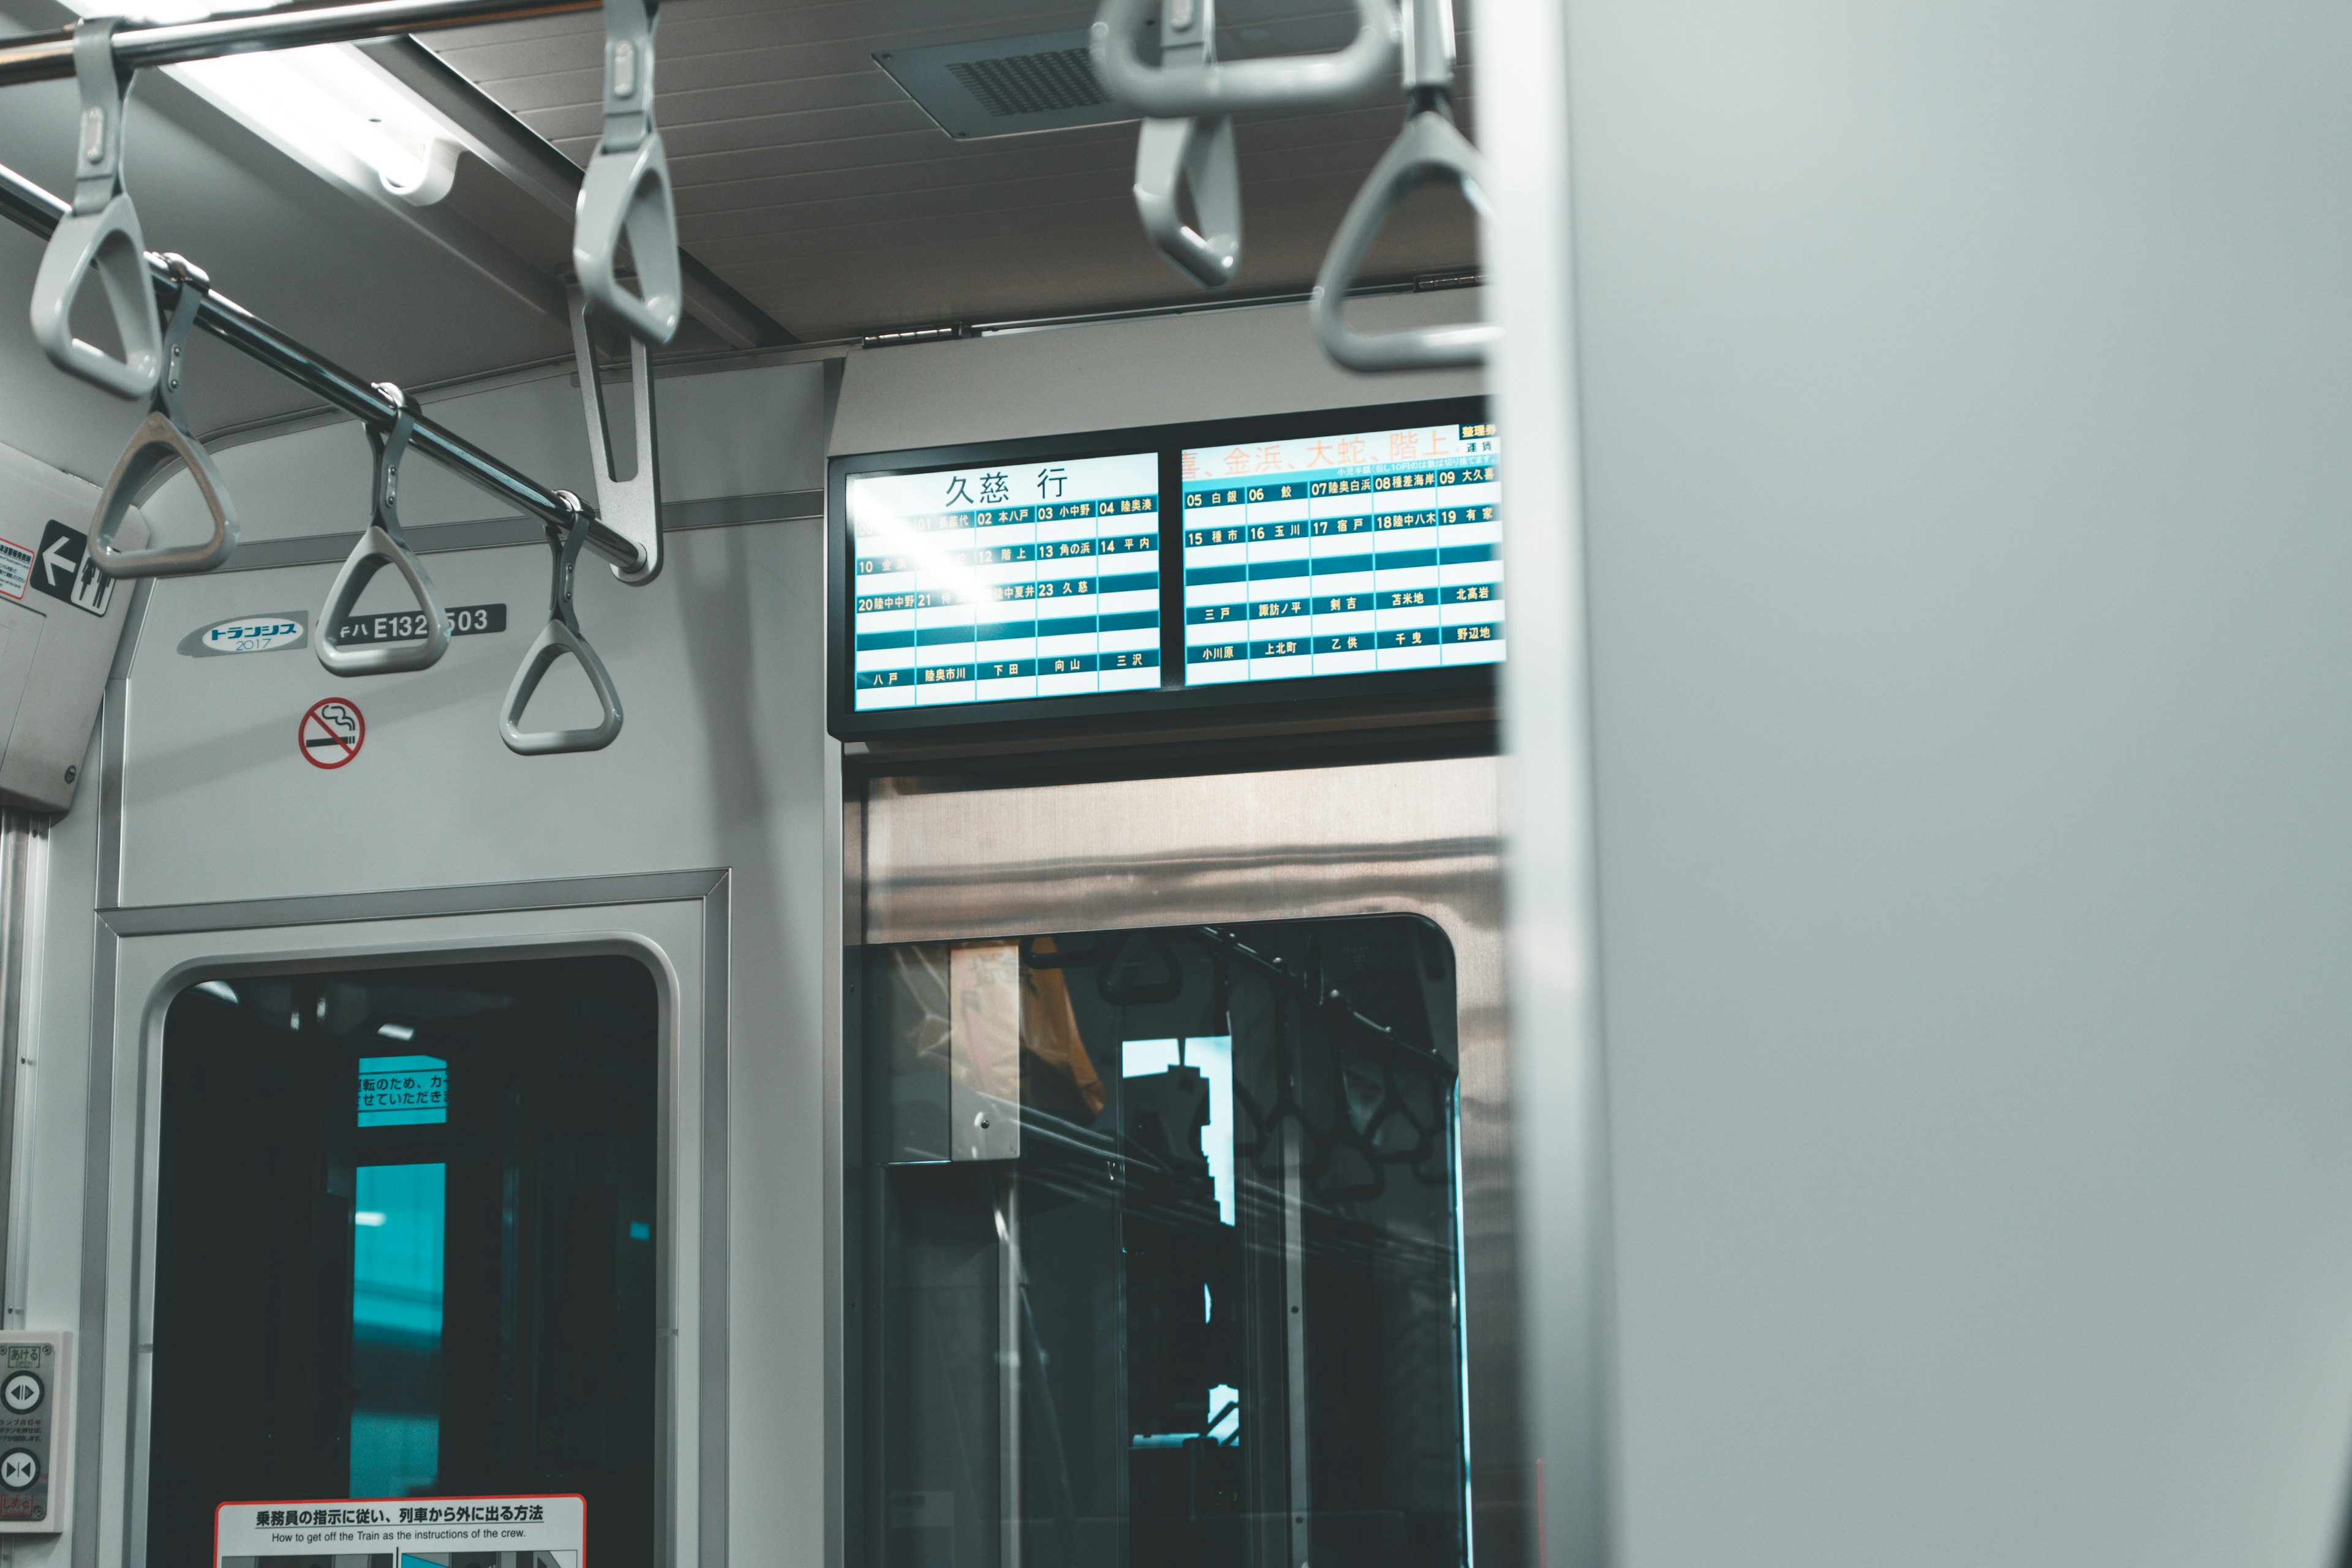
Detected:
[{"left": 827, "top": 395, "right": 1496, "bottom": 741}]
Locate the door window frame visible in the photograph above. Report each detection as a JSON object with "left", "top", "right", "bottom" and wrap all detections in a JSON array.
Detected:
[{"left": 81, "top": 869, "right": 730, "bottom": 1568}]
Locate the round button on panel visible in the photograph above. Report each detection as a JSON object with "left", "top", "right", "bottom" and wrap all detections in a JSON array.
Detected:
[
  {"left": 1, "top": 1372, "right": 41, "bottom": 1414},
  {"left": 1, "top": 1448, "right": 37, "bottom": 1490}
]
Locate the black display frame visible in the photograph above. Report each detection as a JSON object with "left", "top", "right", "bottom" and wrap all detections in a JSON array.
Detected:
[{"left": 827, "top": 394, "right": 1496, "bottom": 741}]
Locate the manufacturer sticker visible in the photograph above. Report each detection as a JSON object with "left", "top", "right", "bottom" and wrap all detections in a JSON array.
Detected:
[
  {"left": 179, "top": 612, "right": 307, "bottom": 658},
  {"left": 0, "top": 538, "right": 29, "bottom": 602},
  {"left": 334, "top": 602, "right": 505, "bottom": 646},
  {"left": 298, "top": 698, "right": 364, "bottom": 770}
]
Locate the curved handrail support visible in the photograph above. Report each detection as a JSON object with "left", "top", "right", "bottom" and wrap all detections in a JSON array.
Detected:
[
  {"left": 568, "top": 287, "right": 663, "bottom": 584},
  {"left": 30, "top": 20, "right": 160, "bottom": 399},
  {"left": 89, "top": 260, "right": 236, "bottom": 576},
  {"left": 500, "top": 618, "right": 624, "bottom": 755},
  {"left": 1309, "top": 110, "right": 1500, "bottom": 372},
  {"left": 91, "top": 412, "right": 235, "bottom": 576},
  {"left": 574, "top": 0, "right": 680, "bottom": 344},
  {"left": 575, "top": 133, "right": 681, "bottom": 345},
  {"left": 314, "top": 392, "right": 451, "bottom": 676},
  {"left": 1091, "top": 0, "right": 1399, "bottom": 118},
  {"left": 1134, "top": 113, "right": 1241, "bottom": 288}
]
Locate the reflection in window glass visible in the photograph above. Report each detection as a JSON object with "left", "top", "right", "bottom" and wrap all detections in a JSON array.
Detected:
[{"left": 860, "top": 917, "right": 1466, "bottom": 1568}]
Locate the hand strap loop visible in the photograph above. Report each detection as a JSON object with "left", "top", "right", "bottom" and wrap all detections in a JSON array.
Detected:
[
  {"left": 89, "top": 254, "right": 238, "bottom": 576},
  {"left": 1130, "top": 0, "right": 1242, "bottom": 288},
  {"left": 29, "top": 18, "right": 162, "bottom": 399},
  {"left": 1309, "top": 0, "right": 1499, "bottom": 372},
  {"left": 573, "top": 0, "right": 682, "bottom": 344},
  {"left": 314, "top": 386, "right": 453, "bottom": 676},
  {"left": 501, "top": 490, "right": 625, "bottom": 755},
  {"left": 570, "top": 288, "right": 663, "bottom": 585}
]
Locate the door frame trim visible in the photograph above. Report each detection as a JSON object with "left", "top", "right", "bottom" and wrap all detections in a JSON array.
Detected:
[{"left": 76, "top": 868, "right": 731, "bottom": 1568}]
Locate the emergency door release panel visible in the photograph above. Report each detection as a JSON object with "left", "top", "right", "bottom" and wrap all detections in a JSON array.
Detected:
[
  {"left": 853, "top": 914, "right": 1468, "bottom": 1568},
  {"left": 0, "top": 1330, "right": 73, "bottom": 1534}
]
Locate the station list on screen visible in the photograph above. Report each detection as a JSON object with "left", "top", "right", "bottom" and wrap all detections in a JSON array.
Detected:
[
  {"left": 848, "top": 452, "right": 1161, "bottom": 710},
  {"left": 1181, "top": 421, "right": 1501, "bottom": 685}
]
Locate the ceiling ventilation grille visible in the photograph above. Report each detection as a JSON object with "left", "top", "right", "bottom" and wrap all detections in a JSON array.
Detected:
[
  {"left": 876, "top": 29, "right": 1139, "bottom": 140},
  {"left": 946, "top": 50, "right": 1107, "bottom": 119}
]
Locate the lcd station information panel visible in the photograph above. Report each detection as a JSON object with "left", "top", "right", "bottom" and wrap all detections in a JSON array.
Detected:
[{"left": 828, "top": 397, "right": 1498, "bottom": 739}]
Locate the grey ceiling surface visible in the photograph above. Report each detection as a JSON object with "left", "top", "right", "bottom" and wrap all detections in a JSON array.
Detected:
[{"left": 428, "top": 0, "right": 1485, "bottom": 340}]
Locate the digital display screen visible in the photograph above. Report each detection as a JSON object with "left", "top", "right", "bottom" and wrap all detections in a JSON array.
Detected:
[
  {"left": 846, "top": 452, "right": 1161, "bottom": 711},
  {"left": 1180, "top": 420, "right": 1501, "bottom": 684}
]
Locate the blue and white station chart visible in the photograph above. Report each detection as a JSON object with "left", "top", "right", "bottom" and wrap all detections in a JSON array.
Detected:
[
  {"left": 1181, "top": 421, "right": 1501, "bottom": 683},
  {"left": 848, "top": 453, "right": 1161, "bottom": 710}
]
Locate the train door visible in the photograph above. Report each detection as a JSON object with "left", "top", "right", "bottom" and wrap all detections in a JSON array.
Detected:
[
  {"left": 841, "top": 754, "right": 1521, "bottom": 1568},
  {"left": 76, "top": 883, "right": 723, "bottom": 1568}
]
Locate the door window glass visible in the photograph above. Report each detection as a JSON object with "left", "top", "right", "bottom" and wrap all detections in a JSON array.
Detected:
[
  {"left": 148, "top": 955, "right": 658, "bottom": 1567},
  {"left": 855, "top": 916, "right": 1467, "bottom": 1568}
]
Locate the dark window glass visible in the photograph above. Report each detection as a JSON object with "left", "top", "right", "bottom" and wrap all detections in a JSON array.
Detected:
[
  {"left": 148, "top": 956, "right": 659, "bottom": 1567},
  {"left": 854, "top": 916, "right": 1466, "bottom": 1568}
]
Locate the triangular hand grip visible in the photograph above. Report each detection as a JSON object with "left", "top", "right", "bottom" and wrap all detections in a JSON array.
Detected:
[
  {"left": 1135, "top": 114, "right": 1242, "bottom": 288},
  {"left": 500, "top": 619, "right": 624, "bottom": 755},
  {"left": 575, "top": 134, "right": 682, "bottom": 346},
  {"left": 29, "top": 194, "right": 160, "bottom": 401},
  {"left": 91, "top": 410, "right": 237, "bottom": 577},
  {"left": 1310, "top": 111, "right": 1502, "bottom": 373},
  {"left": 314, "top": 525, "right": 451, "bottom": 676}
]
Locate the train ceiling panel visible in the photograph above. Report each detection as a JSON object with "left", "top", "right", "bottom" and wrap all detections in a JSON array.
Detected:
[{"left": 424, "top": 0, "right": 1483, "bottom": 341}]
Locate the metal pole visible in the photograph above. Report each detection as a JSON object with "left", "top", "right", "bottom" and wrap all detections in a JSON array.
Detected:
[
  {"left": 1485, "top": 0, "right": 1621, "bottom": 1563},
  {"left": 0, "top": 157, "right": 647, "bottom": 575},
  {"left": 0, "top": 0, "right": 599, "bottom": 88}
]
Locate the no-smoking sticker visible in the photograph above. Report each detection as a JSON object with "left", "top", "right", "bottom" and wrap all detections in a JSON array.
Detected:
[{"left": 299, "top": 699, "right": 364, "bottom": 769}]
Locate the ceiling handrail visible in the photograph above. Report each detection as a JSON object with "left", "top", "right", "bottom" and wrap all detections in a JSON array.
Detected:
[
  {"left": 1090, "top": 0, "right": 1399, "bottom": 119},
  {"left": 0, "top": 157, "right": 647, "bottom": 576}
]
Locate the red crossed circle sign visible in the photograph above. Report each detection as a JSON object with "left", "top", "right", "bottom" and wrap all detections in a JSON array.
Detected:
[{"left": 298, "top": 698, "right": 364, "bottom": 769}]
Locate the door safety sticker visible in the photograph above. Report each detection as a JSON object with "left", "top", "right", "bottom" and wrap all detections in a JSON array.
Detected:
[{"left": 0, "top": 538, "right": 29, "bottom": 602}]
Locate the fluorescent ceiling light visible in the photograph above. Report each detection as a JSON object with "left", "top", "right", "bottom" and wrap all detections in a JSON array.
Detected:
[
  {"left": 65, "top": 0, "right": 464, "bottom": 205},
  {"left": 353, "top": 1210, "right": 387, "bottom": 1226},
  {"left": 375, "top": 1021, "right": 415, "bottom": 1041}
]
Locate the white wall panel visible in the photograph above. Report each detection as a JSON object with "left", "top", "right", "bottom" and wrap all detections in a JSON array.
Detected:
[{"left": 1556, "top": 2, "right": 2352, "bottom": 1565}]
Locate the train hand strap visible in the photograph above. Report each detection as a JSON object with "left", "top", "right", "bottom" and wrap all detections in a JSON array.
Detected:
[
  {"left": 569, "top": 288, "right": 663, "bottom": 586},
  {"left": 1130, "top": 0, "right": 1241, "bottom": 288},
  {"left": 573, "top": 0, "right": 682, "bottom": 345},
  {"left": 90, "top": 255, "right": 239, "bottom": 578},
  {"left": 30, "top": 18, "right": 163, "bottom": 400},
  {"left": 315, "top": 388, "right": 453, "bottom": 677},
  {"left": 1092, "top": 0, "right": 1397, "bottom": 119},
  {"left": 502, "top": 491, "right": 624, "bottom": 756}
]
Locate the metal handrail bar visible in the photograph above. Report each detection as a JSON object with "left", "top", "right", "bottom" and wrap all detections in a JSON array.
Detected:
[
  {"left": 0, "top": 156, "right": 645, "bottom": 573},
  {"left": 0, "top": 0, "right": 597, "bottom": 88}
]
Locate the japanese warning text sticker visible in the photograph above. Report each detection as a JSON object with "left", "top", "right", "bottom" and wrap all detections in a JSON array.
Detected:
[{"left": 215, "top": 1491, "right": 582, "bottom": 1566}]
